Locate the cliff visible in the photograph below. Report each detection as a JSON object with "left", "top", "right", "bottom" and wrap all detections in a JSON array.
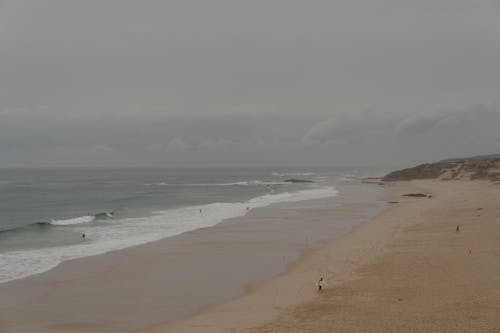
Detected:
[{"left": 383, "top": 154, "right": 500, "bottom": 181}]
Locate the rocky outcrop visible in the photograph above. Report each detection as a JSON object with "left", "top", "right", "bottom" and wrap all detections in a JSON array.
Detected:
[
  {"left": 284, "top": 178, "right": 315, "bottom": 183},
  {"left": 383, "top": 154, "right": 500, "bottom": 181},
  {"left": 401, "top": 193, "right": 432, "bottom": 198}
]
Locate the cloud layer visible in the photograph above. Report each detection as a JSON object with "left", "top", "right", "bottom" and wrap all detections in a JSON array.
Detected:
[{"left": 1, "top": 1, "right": 499, "bottom": 167}]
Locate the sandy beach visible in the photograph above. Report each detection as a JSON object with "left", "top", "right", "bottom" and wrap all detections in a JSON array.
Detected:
[
  {"left": 3, "top": 2, "right": 499, "bottom": 332},
  {"left": 136, "top": 180, "right": 500, "bottom": 333},
  {"left": 0, "top": 182, "right": 384, "bottom": 333},
  {"left": 2, "top": 179, "right": 499, "bottom": 333}
]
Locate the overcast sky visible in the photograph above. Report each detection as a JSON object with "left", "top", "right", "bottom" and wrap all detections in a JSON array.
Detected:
[{"left": 1, "top": 0, "right": 499, "bottom": 167}]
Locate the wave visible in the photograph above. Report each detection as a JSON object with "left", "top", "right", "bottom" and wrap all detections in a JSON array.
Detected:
[
  {"left": 0, "top": 186, "right": 338, "bottom": 284},
  {"left": 272, "top": 172, "right": 316, "bottom": 177},
  {"left": 50, "top": 211, "right": 114, "bottom": 226},
  {"left": 338, "top": 173, "right": 359, "bottom": 182},
  {"left": 50, "top": 215, "right": 95, "bottom": 226},
  {"left": 0, "top": 221, "right": 51, "bottom": 236},
  {"left": 94, "top": 211, "right": 114, "bottom": 219},
  {"left": 146, "top": 180, "right": 288, "bottom": 187},
  {"left": 0, "top": 212, "right": 114, "bottom": 236}
]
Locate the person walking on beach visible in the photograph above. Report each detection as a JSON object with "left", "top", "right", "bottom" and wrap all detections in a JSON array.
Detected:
[{"left": 317, "top": 277, "right": 324, "bottom": 292}]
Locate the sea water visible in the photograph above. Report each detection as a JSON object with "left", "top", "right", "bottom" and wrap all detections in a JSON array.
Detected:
[{"left": 0, "top": 167, "right": 379, "bottom": 284}]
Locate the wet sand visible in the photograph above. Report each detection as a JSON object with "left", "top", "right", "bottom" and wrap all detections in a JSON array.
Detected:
[
  {"left": 0, "top": 182, "right": 384, "bottom": 333},
  {"left": 136, "top": 180, "right": 500, "bottom": 332}
]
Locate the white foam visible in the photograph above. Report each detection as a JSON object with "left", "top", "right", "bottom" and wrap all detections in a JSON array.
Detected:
[
  {"left": 272, "top": 172, "right": 316, "bottom": 177},
  {"left": 50, "top": 215, "right": 95, "bottom": 226},
  {"left": 0, "top": 186, "right": 338, "bottom": 284},
  {"left": 148, "top": 180, "right": 287, "bottom": 187},
  {"left": 246, "top": 180, "right": 288, "bottom": 186}
]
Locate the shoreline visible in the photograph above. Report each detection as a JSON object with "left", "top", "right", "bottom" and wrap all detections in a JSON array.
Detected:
[
  {"left": 0, "top": 181, "right": 385, "bottom": 333},
  {"left": 133, "top": 180, "right": 411, "bottom": 333},
  {"left": 0, "top": 183, "right": 340, "bottom": 285},
  {"left": 135, "top": 179, "right": 500, "bottom": 332}
]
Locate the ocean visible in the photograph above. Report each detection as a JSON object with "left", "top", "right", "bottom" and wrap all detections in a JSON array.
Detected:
[{"left": 0, "top": 166, "right": 379, "bottom": 284}]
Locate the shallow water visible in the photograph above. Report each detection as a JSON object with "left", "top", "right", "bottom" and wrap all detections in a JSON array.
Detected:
[{"left": 0, "top": 167, "right": 384, "bottom": 283}]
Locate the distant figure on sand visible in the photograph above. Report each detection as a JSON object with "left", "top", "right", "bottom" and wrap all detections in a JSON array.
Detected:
[
  {"left": 82, "top": 233, "right": 86, "bottom": 239},
  {"left": 199, "top": 209, "right": 202, "bottom": 213},
  {"left": 317, "top": 277, "right": 324, "bottom": 291},
  {"left": 456, "top": 225, "right": 460, "bottom": 232}
]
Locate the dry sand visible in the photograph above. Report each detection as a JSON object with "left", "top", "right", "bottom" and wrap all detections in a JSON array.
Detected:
[{"left": 137, "top": 180, "right": 500, "bottom": 333}]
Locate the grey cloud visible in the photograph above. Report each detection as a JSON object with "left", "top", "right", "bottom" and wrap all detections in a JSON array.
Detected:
[
  {"left": 0, "top": 108, "right": 317, "bottom": 150},
  {"left": 1, "top": 1, "right": 500, "bottom": 167},
  {"left": 1, "top": 102, "right": 499, "bottom": 167},
  {"left": 302, "top": 117, "right": 340, "bottom": 143},
  {"left": 165, "top": 138, "right": 192, "bottom": 152},
  {"left": 395, "top": 113, "right": 445, "bottom": 136},
  {"left": 304, "top": 105, "right": 500, "bottom": 145},
  {"left": 300, "top": 104, "right": 500, "bottom": 164},
  {"left": 91, "top": 145, "right": 113, "bottom": 152},
  {"left": 302, "top": 110, "right": 399, "bottom": 144},
  {"left": 395, "top": 105, "right": 500, "bottom": 138}
]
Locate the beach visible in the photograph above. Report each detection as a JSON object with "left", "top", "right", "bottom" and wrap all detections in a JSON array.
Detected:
[
  {"left": 3, "top": 2, "right": 499, "bottom": 332},
  {"left": 0, "top": 180, "right": 384, "bottom": 333},
  {"left": 2, "top": 179, "right": 499, "bottom": 332},
  {"left": 137, "top": 180, "right": 500, "bottom": 333}
]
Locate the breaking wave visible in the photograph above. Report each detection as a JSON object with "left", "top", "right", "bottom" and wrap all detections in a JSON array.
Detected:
[
  {"left": 0, "top": 187, "right": 337, "bottom": 284},
  {"left": 146, "top": 180, "right": 288, "bottom": 187}
]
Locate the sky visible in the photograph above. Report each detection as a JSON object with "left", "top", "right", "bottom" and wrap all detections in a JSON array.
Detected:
[{"left": 1, "top": 0, "right": 499, "bottom": 167}]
